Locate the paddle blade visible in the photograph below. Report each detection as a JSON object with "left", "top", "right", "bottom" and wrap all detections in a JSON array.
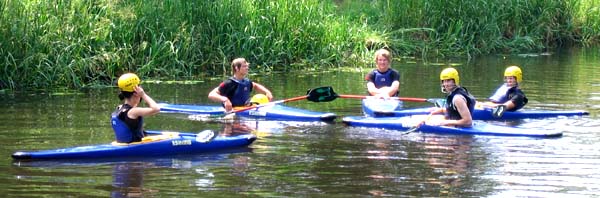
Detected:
[
  {"left": 492, "top": 105, "right": 506, "bottom": 118},
  {"left": 195, "top": 130, "right": 216, "bottom": 143},
  {"left": 405, "top": 114, "right": 434, "bottom": 134},
  {"left": 405, "top": 125, "right": 421, "bottom": 133},
  {"left": 428, "top": 98, "right": 446, "bottom": 108},
  {"left": 307, "top": 86, "right": 339, "bottom": 102}
]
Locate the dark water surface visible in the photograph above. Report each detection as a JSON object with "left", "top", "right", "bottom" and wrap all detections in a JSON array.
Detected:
[{"left": 2, "top": 48, "right": 599, "bottom": 197}]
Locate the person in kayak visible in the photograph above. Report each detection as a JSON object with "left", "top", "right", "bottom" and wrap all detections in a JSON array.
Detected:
[
  {"left": 208, "top": 57, "right": 273, "bottom": 112},
  {"left": 428, "top": 67, "right": 476, "bottom": 127},
  {"left": 480, "top": 65, "right": 528, "bottom": 112},
  {"left": 111, "top": 73, "right": 160, "bottom": 143},
  {"left": 365, "top": 48, "right": 400, "bottom": 98}
]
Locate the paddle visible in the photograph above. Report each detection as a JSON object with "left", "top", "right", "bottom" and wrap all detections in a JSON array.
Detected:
[
  {"left": 405, "top": 114, "right": 434, "bottom": 133},
  {"left": 145, "top": 130, "right": 215, "bottom": 142},
  {"left": 304, "top": 86, "right": 442, "bottom": 106},
  {"left": 477, "top": 101, "right": 508, "bottom": 118},
  {"left": 492, "top": 105, "right": 506, "bottom": 118},
  {"left": 406, "top": 103, "right": 504, "bottom": 133},
  {"left": 224, "top": 86, "right": 338, "bottom": 116},
  {"left": 335, "top": 94, "right": 441, "bottom": 104}
]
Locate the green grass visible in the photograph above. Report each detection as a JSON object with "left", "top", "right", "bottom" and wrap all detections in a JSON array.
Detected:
[{"left": 0, "top": 0, "right": 598, "bottom": 90}]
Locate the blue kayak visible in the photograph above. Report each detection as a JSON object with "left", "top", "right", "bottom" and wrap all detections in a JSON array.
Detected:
[
  {"left": 360, "top": 97, "right": 403, "bottom": 113},
  {"left": 362, "top": 99, "right": 589, "bottom": 120},
  {"left": 159, "top": 103, "right": 337, "bottom": 122},
  {"left": 11, "top": 130, "right": 256, "bottom": 160},
  {"left": 342, "top": 116, "right": 563, "bottom": 138},
  {"left": 12, "top": 147, "right": 253, "bottom": 168}
]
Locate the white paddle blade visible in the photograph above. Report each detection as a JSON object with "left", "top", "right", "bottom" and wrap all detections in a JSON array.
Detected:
[{"left": 196, "top": 130, "right": 215, "bottom": 143}]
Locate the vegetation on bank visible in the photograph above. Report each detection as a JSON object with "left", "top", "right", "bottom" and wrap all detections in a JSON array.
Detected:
[{"left": 1, "top": 0, "right": 598, "bottom": 90}]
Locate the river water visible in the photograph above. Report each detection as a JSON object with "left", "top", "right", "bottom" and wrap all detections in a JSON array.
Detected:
[{"left": 1, "top": 47, "right": 599, "bottom": 197}]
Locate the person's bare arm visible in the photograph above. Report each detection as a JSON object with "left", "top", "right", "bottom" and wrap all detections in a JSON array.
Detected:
[
  {"left": 253, "top": 82, "right": 273, "bottom": 101},
  {"left": 442, "top": 95, "right": 472, "bottom": 127},
  {"left": 128, "top": 86, "right": 160, "bottom": 118},
  {"left": 208, "top": 87, "right": 232, "bottom": 111},
  {"left": 385, "top": 81, "right": 400, "bottom": 97}
]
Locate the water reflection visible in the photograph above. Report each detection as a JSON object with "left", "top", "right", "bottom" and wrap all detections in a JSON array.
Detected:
[
  {"left": 419, "top": 135, "right": 475, "bottom": 197},
  {"left": 221, "top": 119, "right": 257, "bottom": 136},
  {"left": 111, "top": 162, "right": 149, "bottom": 197},
  {"left": 342, "top": 127, "right": 495, "bottom": 197}
]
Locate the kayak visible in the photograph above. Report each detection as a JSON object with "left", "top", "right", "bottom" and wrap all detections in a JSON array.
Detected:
[
  {"left": 12, "top": 147, "right": 253, "bottom": 168},
  {"left": 11, "top": 130, "right": 257, "bottom": 160},
  {"left": 362, "top": 99, "right": 589, "bottom": 120},
  {"left": 361, "top": 98, "right": 403, "bottom": 113},
  {"left": 342, "top": 115, "right": 563, "bottom": 138},
  {"left": 159, "top": 103, "right": 337, "bottom": 122}
]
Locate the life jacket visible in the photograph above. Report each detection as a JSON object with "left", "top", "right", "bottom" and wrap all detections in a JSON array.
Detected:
[
  {"left": 489, "top": 84, "right": 512, "bottom": 103},
  {"left": 488, "top": 84, "right": 528, "bottom": 111},
  {"left": 111, "top": 104, "right": 145, "bottom": 143},
  {"left": 368, "top": 69, "right": 399, "bottom": 96},
  {"left": 222, "top": 77, "right": 253, "bottom": 106},
  {"left": 445, "top": 87, "right": 476, "bottom": 120},
  {"left": 372, "top": 69, "right": 394, "bottom": 88}
]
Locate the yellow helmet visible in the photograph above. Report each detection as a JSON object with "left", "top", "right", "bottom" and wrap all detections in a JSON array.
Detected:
[
  {"left": 440, "top": 67, "right": 460, "bottom": 85},
  {"left": 250, "top": 94, "right": 269, "bottom": 105},
  {"left": 504, "top": 66, "right": 522, "bottom": 83},
  {"left": 117, "top": 73, "right": 140, "bottom": 92}
]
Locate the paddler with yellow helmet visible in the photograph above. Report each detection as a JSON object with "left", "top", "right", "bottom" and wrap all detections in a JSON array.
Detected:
[
  {"left": 428, "top": 68, "right": 476, "bottom": 127},
  {"left": 481, "top": 66, "right": 528, "bottom": 113},
  {"left": 208, "top": 57, "right": 273, "bottom": 112},
  {"left": 111, "top": 73, "right": 160, "bottom": 143}
]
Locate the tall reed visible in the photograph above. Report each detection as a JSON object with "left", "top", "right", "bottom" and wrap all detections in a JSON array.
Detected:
[
  {"left": 1, "top": 0, "right": 358, "bottom": 90},
  {"left": 0, "top": 0, "right": 598, "bottom": 90},
  {"left": 573, "top": 0, "right": 600, "bottom": 45},
  {"left": 374, "top": 0, "right": 599, "bottom": 57}
]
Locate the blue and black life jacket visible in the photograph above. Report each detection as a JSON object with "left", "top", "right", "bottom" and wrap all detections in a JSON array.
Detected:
[
  {"left": 489, "top": 84, "right": 512, "bottom": 103},
  {"left": 489, "top": 84, "right": 528, "bottom": 111},
  {"left": 373, "top": 69, "right": 394, "bottom": 88},
  {"left": 222, "top": 77, "right": 253, "bottom": 106},
  {"left": 110, "top": 104, "right": 144, "bottom": 143},
  {"left": 368, "top": 69, "right": 399, "bottom": 96}
]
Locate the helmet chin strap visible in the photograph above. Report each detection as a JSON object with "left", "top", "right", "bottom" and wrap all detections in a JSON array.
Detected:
[{"left": 441, "top": 84, "right": 457, "bottom": 94}]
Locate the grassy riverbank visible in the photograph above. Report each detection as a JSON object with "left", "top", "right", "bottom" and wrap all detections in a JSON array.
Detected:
[{"left": 1, "top": 0, "right": 598, "bottom": 90}]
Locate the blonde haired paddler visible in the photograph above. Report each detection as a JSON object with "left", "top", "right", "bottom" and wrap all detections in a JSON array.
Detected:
[
  {"left": 208, "top": 58, "right": 273, "bottom": 112},
  {"left": 365, "top": 48, "right": 400, "bottom": 98}
]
